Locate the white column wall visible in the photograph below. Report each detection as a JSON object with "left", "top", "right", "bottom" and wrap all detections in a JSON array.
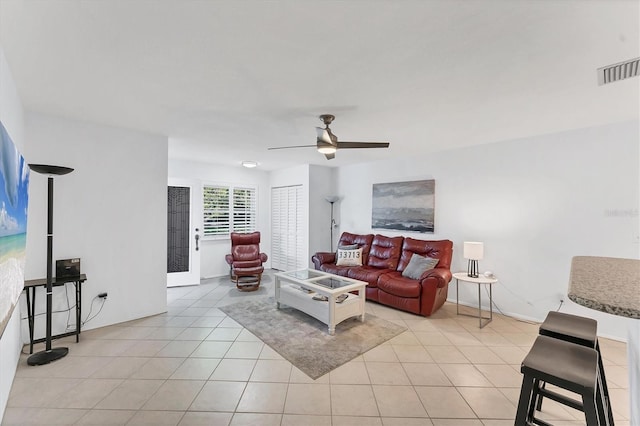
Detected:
[
  {"left": 308, "top": 165, "right": 334, "bottom": 259},
  {"left": 336, "top": 121, "right": 639, "bottom": 341},
  {"left": 23, "top": 112, "right": 168, "bottom": 339}
]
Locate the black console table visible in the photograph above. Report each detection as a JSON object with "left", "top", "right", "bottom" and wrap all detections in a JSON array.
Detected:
[{"left": 23, "top": 274, "right": 87, "bottom": 354}]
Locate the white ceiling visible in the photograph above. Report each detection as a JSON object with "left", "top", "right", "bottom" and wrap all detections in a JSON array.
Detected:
[{"left": 0, "top": 0, "right": 638, "bottom": 171}]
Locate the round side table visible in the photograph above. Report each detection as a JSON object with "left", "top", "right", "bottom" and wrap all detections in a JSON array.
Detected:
[{"left": 452, "top": 272, "right": 498, "bottom": 328}]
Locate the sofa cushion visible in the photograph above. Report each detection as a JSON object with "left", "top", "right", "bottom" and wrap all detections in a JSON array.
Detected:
[
  {"left": 232, "top": 259, "right": 262, "bottom": 269},
  {"left": 378, "top": 272, "right": 422, "bottom": 298},
  {"left": 398, "top": 238, "right": 453, "bottom": 271},
  {"left": 367, "top": 235, "right": 403, "bottom": 270},
  {"left": 336, "top": 248, "right": 363, "bottom": 266},
  {"left": 319, "top": 264, "right": 352, "bottom": 277},
  {"left": 346, "top": 266, "right": 392, "bottom": 287},
  {"left": 402, "top": 254, "right": 439, "bottom": 280}
]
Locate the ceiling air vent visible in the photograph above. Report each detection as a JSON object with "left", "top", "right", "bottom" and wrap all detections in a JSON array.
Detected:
[{"left": 597, "top": 57, "right": 639, "bottom": 86}]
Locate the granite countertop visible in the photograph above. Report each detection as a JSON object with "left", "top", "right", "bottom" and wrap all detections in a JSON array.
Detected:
[{"left": 568, "top": 256, "right": 640, "bottom": 319}]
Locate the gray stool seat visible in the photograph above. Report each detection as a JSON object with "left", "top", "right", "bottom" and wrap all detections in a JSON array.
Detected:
[
  {"left": 540, "top": 311, "right": 597, "bottom": 346},
  {"left": 516, "top": 335, "right": 609, "bottom": 426},
  {"left": 537, "top": 311, "right": 613, "bottom": 424}
]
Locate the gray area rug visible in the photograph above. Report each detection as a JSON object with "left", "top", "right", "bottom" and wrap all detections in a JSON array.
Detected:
[{"left": 219, "top": 297, "right": 407, "bottom": 379}]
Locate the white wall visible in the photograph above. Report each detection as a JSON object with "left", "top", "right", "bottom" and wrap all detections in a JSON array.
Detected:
[
  {"left": 336, "top": 121, "right": 639, "bottom": 341},
  {"left": 0, "top": 45, "right": 24, "bottom": 422},
  {"left": 23, "top": 112, "right": 168, "bottom": 339},
  {"left": 308, "top": 165, "right": 335, "bottom": 257},
  {"left": 169, "top": 159, "right": 271, "bottom": 278}
]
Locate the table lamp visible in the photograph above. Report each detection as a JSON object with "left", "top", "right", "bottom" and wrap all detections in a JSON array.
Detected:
[{"left": 463, "top": 241, "right": 483, "bottom": 278}]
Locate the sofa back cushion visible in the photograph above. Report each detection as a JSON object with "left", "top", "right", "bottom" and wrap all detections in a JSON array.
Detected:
[
  {"left": 367, "top": 234, "right": 403, "bottom": 270},
  {"left": 397, "top": 238, "right": 453, "bottom": 271},
  {"left": 337, "top": 232, "right": 374, "bottom": 264}
]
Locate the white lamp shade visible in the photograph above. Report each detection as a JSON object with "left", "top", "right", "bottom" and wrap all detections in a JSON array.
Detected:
[{"left": 463, "top": 242, "right": 484, "bottom": 260}]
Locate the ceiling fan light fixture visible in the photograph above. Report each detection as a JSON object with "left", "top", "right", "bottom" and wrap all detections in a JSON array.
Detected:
[
  {"left": 241, "top": 161, "right": 258, "bottom": 168},
  {"left": 317, "top": 144, "right": 337, "bottom": 154}
]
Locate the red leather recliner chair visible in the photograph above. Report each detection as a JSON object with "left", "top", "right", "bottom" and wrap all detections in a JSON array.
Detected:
[{"left": 225, "top": 232, "right": 268, "bottom": 291}]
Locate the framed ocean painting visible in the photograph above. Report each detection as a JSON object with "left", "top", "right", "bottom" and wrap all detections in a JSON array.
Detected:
[
  {"left": 0, "top": 121, "right": 29, "bottom": 337},
  {"left": 372, "top": 179, "right": 434, "bottom": 233}
]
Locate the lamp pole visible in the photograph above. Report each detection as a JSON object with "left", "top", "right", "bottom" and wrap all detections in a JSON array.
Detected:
[
  {"left": 325, "top": 195, "right": 340, "bottom": 251},
  {"left": 27, "top": 164, "right": 74, "bottom": 366},
  {"left": 329, "top": 201, "right": 335, "bottom": 251}
]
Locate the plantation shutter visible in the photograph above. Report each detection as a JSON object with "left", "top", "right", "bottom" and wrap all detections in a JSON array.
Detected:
[
  {"left": 232, "top": 187, "right": 256, "bottom": 234},
  {"left": 203, "top": 186, "right": 229, "bottom": 237},
  {"left": 203, "top": 184, "right": 257, "bottom": 238},
  {"left": 271, "top": 185, "right": 304, "bottom": 271}
]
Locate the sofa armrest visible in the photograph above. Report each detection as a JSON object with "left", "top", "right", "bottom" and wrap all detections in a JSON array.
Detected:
[
  {"left": 225, "top": 254, "right": 233, "bottom": 266},
  {"left": 260, "top": 253, "right": 268, "bottom": 263},
  {"left": 419, "top": 267, "right": 452, "bottom": 288},
  {"left": 312, "top": 251, "right": 336, "bottom": 269}
]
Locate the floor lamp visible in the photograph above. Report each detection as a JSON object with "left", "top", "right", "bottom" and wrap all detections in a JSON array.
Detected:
[
  {"left": 27, "top": 164, "right": 74, "bottom": 366},
  {"left": 325, "top": 196, "right": 339, "bottom": 251}
]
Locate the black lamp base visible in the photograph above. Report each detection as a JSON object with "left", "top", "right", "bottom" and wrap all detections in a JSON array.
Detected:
[
  {"left": 467, "top": 260, "right": 479, "bottom": 278},
  {"left": 27, "top": 347, "right": 69, "bottom": 366}
]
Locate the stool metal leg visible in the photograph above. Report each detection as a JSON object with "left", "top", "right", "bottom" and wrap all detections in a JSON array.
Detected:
[
  {"left": 515, "top": 374, "right": 536, "bottom": 425},
  {"left": 595, "top": 364, "right": 612, "bottom": 426},
  {"left": 535, "top": 382, "right": 546, "bottom": 411},
  {"left": 529, "top": 378, "right": 542, "bottom": 421},
  {"left": 596, "top": 341, "right": 614, "bottom": 425},
  {"left": 582, "top": 389, "right": 600, "bottom": 426}
]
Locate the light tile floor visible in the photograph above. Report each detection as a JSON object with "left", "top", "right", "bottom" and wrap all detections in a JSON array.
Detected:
[{"left": 2, "top": 271, "right": 631, "bottom": 425}]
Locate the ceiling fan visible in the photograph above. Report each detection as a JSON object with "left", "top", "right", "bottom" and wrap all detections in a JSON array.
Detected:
[{"left": 268, "top": 114, "right": 390, "bottom": 160}]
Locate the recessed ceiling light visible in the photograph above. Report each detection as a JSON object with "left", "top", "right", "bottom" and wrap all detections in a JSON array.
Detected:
[{"left": 242, "top": 161, "right": 258, "bottom": 168}]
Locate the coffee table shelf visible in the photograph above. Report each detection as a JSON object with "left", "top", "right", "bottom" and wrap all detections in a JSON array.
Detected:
[{"left": 274, "top": 269, "right": 367, "bottom": 335}]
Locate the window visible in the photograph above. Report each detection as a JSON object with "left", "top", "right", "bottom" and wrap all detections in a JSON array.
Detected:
[{"left": 203, "top": 184, "right": 256, "bottom": 237}]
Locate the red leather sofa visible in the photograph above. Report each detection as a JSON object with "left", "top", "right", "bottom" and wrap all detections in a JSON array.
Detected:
[{"left": 312, "top": 232, "right": 453, "bottom": 316}]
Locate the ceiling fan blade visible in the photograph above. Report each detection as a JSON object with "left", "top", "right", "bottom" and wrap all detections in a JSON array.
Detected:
[
  {"left": 336, "top": 141, "right": 390, "bottom": 149},
  {"left": 267, "top": 145, "right": 316, "bottom": 150},
  {"left": 324, "top": 153, "right": 335, "bottom": 160}
]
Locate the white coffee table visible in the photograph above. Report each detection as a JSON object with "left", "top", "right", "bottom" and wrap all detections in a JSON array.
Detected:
[{"left": 274, "top": 269, "right": 367, "bottom": 335}]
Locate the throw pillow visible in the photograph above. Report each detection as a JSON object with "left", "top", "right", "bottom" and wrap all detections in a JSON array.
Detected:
[
  {"left": 402, "top": 254, "right": 439, "bottom": 280},
  {"left": 336, "top": 247, "right": 363, "bottom": 266}
]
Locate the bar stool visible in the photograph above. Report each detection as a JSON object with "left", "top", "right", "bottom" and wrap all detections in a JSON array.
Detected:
[
  {"left": 538, "top": 311, "right": 614, "bottom": 425},
  {"left": 515, "top": 335, "right": 610, "bottom": 426}
]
